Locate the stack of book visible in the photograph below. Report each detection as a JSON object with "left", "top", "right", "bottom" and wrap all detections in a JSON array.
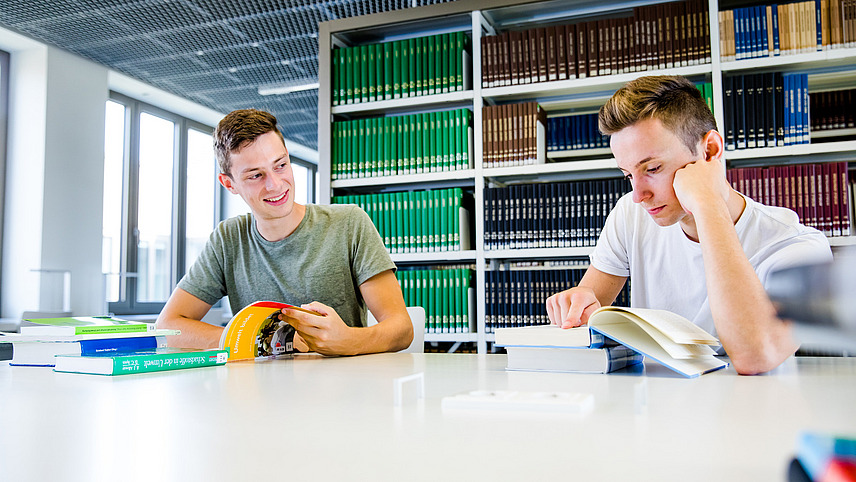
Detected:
[
  {"left": 723, "top": 72, "right": 809, "bottom": 150},
  {"left": 396, "top": 267, "right": 474, "bottom": 334},
  {"left": 483, "top": 178, "right": 630, "bottom": 250},
  {"left": 727, "top": 161, "right": 851, "bottom": 237},
  {"left": 789, "top": 432, "right": 856, "bottom": 481},
  {"left": 481, "top": 0, "right": 710, "bottom": 86},
  {"left": 332, "top": 31, "right": 470, "bottom": 106},
  {"left": 332, "top": 187, "right": 471, "bottom": 254},
  {"left": 482, "top": 102, "right": 546, "bottom": 168},
  {"left": 1, "top": 316, "right": 227, "bottom": 376},
  {"left": 719, "top": 0, "right": 855, "bottom": 62},
  {"left": 810, "top": 88, "right": 856, "bottom": 132},
  {"left": 485, "top": 266, "right": 631, "bottom": 333},
  {"left": 546, "top": 113, "right": 610, "bottom": 152},
  {"left": 331, "top": 108, "right": 472, "bottom": 179},
  {"left": 496, "top": 307, "right": 728, "bottom": 378}
]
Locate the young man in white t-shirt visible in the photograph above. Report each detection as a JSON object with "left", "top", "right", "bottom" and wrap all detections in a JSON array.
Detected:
[{"left": 545, "top": 75, "right": 832, "bottom": 375}]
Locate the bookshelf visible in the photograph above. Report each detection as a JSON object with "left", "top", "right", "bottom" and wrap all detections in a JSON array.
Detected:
[{"left": 318, "top": 0, "right": 856, "bottom": 354}]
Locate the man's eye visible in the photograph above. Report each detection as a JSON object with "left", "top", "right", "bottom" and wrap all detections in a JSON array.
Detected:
[{"left": 647, "top": 166, "right": 660, "bottom": 174}]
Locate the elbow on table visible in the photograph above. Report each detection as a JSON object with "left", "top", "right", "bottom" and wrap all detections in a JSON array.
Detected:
[{"left": 729, "top": 345, "right": 797, "bottom": 375}]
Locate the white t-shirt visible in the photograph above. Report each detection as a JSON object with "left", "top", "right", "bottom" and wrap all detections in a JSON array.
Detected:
[{"left": 590, "top": 192, "right": 833, "bottom": 337}]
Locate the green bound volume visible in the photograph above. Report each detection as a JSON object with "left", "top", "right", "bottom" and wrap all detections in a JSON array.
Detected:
[
  {"left": 383, "top": 42, "right": 393, "bottom": 101},
  {"left": 415, "top": 37, "right": 423, "bottom": 95},
  {"left": 54, "top": 348, "right": 228, "bottom": 376},
  {"left": 393, "top": 41, "right": 402, "bottom": 99},
  {"left": 442, "top": 110, "right": 451, "bottom": 171},
  {"left": 394, "top": 192, "right": 404, "bottom": 253},
  {"left": 414, "top": 114, "right": 424, "bottom": 174},
  {"left": 427, "top": 270, "right": 436, "bottom": 333},
  {"left": 439, "top": 33, "right": 449, "bottom": 93},
  {"left": 439, "top": 189, "right": 448, "bottom": 249},
  {"left": 426, "top": 36, "right": 436, "bottom": 95},
  {"left": 345, "top": 47, "right": 354, "bottom": 104},
  {"left": 367, "top": 43, "right": 376, "bottom": 102},
  {"left": 374, "top": 43, "right": 383, "bottom": 103},
  {"left": 359, "top": 45, "right": 368, "bottom": 103},
  {"left": 407, "top": 38, "right": 416, "bottom": 97},
  {"left": 400, "top": 39, "right": 410, "bottom": 98}
]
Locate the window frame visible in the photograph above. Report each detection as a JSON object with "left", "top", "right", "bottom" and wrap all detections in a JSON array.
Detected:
[
  {"left": 0, "top": 50, "right": 9, "bottom": 312},
  {"left": 107, "top": 92, "right": 216, "bottom": 315}
]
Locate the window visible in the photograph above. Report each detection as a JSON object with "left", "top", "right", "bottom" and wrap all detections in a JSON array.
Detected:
[
  {"left": 103, "top": 93, "right": 216, "bottom": 315},
  {"left": 0, "top": 49, "right": 8, "bottom": 311}
]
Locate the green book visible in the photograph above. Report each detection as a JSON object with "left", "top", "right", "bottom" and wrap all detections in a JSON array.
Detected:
[
  {"left": 408, "top": 112, "right": 417, "bottom": 174},
  {"left": 442, "top": 269, "right": 451, "bottom": 333},
  {"left": 454, "top": 268, "right": 463, "bottom": 333},
  {"left": 374, "top": 43, "right": 383, "bottom": 103},
  {"left": 407, "top": 37, "right": 416, "bottom": 97},
  {"left": 359, "top": 45, "right": 368, "bottom": 103},
  {"left": 393, "top": 40, "right": 402, "bottom": 99},
  {"left": 401, "top": 39, "right": 410, "bottom": 98},
  {"left": 356, "top": 119, "right": 366, "bottom": 178},
  {"left": 415, "top": 36, "right": 424, "bottom": 95},
  {"left": 414, "top": 114, "right": 424, "bottom": 174},
  {"left": 427, "top": 36, "right": 436, "bottom": 95},
  {"left": 427, "top": 270, "right": 436, "bottom": 333},
  {"left": 345, "top": 47, "right": 354, "bottom": 104},
  {"left": 405, "top": 191, "right": 416, "bottom": 253},
  {"left": 367, "top": 118, "right": 376, "bottom": 177},
  {"left": 432, "top": 190, "right": 441, "bottom": 252},
  {"left": 439, "top": 33, "right": 449, "bottom": 93},
  {"left": 381, "top": 193, "right": 392, "bottom": 250},
  {"left": 455, "top": 31, "right": 465, "bottom": 91},
  {"left": 420, "top": 190, "right": 429, "bottom": 252},
  {"left": 338, "top": 47, "right": 347, "bottom": 104},
  {"left": 383, "top": 42, "right": 393, "bottom": 100},
  {"left": 394, "top": 191, "right": 404, "bottom": 253},
  {"left": 332, "top": 48, "right": 340, "bottom": 106},
  {"left": 464, "top": 109, "right": 472, "bottom": 168},
  {"left": 367, "top": 43, "right": 377, "bottom": 102},
  {"left": 452, "top": 188, "right": 462, "bottom": 250},
  {"left": 462, "top": 269, "right": 472, "bottom": 333},
  {"left": 439, "top": 188, "right": 449, "bottom": 250},
  {"left": 414, "top": 272, "right": 423, "bottom": 326},
  {"left": 54, "top": 348, "right": 228, "bottom": 376},
  {"left": 442, "top": 110, "right": 451, "bottom": 171},
  {"left": 21, "top": 316, "right": 154, "bottom": 336}
]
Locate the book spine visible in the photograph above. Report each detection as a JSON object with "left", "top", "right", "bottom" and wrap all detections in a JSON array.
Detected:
[{"left": 106, "top": 349, "right": 227, "bottom": 375}]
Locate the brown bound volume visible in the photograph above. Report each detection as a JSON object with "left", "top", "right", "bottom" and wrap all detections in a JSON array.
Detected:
[
  {"left": 527, "top": 29, "right": 537, "bottom": 83},
  {"left": 513, "top": 102, "right": 522, "bottom": 165},
  {"left": 701, "top": 0, "right": 711, "bottom": 62},
  {"left": 524, "top": 102, "right": 533, "bottom": 164},
  {"left": 679, "top": 1, "right": 689, "bottom": 66},
  {"left": 632, "top": 10, "right": 642, "bottom": 71},
  {"left": 610, "top": 18, "right": 618, "bottom": 74},
  {"left": 598, "top": 20, "right": 608, "bottom": 76},
  {"left": 829, "top": 0, "right": 841, "bottom": 46},
  {"left": 664, "top": 4, "right": 674, "bottom": 68},
  {"left": 577, "top": 21, "right": 588, "bottom": 78},
  {"left": 556, "top": 24, "right": 568, "bottom": 80},
  {"left": 656, "top": 3, "right": 666, "bottom": 69},
  {"left": 519, "top": 30, "right": 530, "bottom": 84},
  {"left": 840, "top": 162, "right": 851, "bottom": 236},
  {"left": 484, "top": 35, "right": 494, "bottom": 88},
  {"left": 825, "top": 163, "right": 836, "bottom": 235},
  {"left": 588, "top": 21, "right": 598, "bottom": 76},
  {"left": 687, "top": 0, "right": 698, "bottom": 65},
  {"left": 645, "top": 5, "right": 655, "bottom": 70},
  {"left": 566, "top": 23, "right": 577, "bottom": 79},
  {"left": 547, "top": 26, "right": 558, "bottom": 81},
  {"left": 537, "top": 27, "right": 548, "bottom": 82},
  {"left": 498, "top": 33, "right": 508, "bottom": 87},
  {"left": 481, "top": 36, "right": 490, "bottom": 88},
  {"left": 509, "top": 31, "right": 519, "bottom": 86}
]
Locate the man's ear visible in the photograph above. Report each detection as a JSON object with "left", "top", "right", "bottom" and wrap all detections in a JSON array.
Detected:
[
  {"left": 218, "top": 173, "right": 236, "bottom": 193},
  {"left": 702, "top": 129, "right": 724, "bottom": 162}
]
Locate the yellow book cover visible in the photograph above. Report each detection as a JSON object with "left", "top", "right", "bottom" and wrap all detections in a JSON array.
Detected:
[{"left": 219, "top": 301, "right": 320, "bottom": 362}]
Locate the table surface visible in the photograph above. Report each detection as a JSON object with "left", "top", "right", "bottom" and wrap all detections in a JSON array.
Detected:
[{"left": 2, "top": 353, "right": 855, "bottom": 481}]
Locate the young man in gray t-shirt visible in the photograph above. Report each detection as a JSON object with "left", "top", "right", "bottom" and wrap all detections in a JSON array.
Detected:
[{"left": 156, "top": 109, "right": 413, "bottom": 355}]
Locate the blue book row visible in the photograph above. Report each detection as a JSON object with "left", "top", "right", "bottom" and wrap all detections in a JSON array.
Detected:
[
  {"left": 546, "top": 113, "right": 609, "bottom": 152},
  {"left": 724, "top": 72, "right": 810, "bottom": 150},
  {"left": 733, "top": 5, "right": 777, "bottom": 59},
  {"left": 485, "top": 268, "right": 630, "bottom": 333}
]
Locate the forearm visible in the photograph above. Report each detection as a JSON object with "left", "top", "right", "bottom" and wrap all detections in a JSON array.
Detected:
[
  {"left": 695, "top": 205, "right": 797, "bottom": 374},
  {"left": 156, "top": 313, "right": 224, "bottom": 349},
  {"left": 349, "top": 314, "right": 413, "bottom": 355}
]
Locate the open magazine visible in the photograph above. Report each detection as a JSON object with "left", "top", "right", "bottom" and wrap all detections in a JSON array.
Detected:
[{"left": 219, "top": 301, "right": 320, "bottom": 362}]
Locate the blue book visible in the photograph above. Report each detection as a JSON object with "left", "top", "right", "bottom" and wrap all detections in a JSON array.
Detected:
[
  {"left": 760, "top": 6, "right": 769, "bottom": 56},
  {"left": 815, "top": 0, "right": 822, "bottom": 51},
  {"left": 7, "top": 335, "right": 167, "bottom": 367},
  {"left": 795, "top": 74, "right": 804, "bottom": 144},
  {"left": 797, "top": 432, "right": 856, "bottom": 480},
  {"left": 802, "top": 74, "right": 810, "bottom": 143},
  {"left": 784, "top": 74, "right": 792, "bottom": 145},
  {"left": 750, "top": 7, "right": 759, "bottom": 58},
  {"left": 735, "top": 8, "right": 744, "bottom": 59},
  {"left": 772, "top": 5, "right": 780, "bottom": 55}
]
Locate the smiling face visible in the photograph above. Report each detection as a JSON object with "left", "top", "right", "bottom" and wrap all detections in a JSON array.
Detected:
[
  {"left": 218, "top": 130, "right": 303, "bottom": 239},
  {"left": 611, "top": 117, "right": 701, "bottom": 227}
]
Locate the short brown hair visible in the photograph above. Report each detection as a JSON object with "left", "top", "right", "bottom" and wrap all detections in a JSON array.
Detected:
[
  {"left": 598, "top": 75, "right": 717, "bottom": 155},
  {"left": 214, "top": 109, "right": 286, "bottom": 176}
]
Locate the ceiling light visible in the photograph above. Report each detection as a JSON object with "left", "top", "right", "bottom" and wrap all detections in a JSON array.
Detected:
[{"left": 258, "top": 81, "right": 319, "bottom": 96}]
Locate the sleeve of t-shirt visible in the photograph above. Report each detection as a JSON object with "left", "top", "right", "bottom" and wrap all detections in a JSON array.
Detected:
[
  {"left": 589, "top": 194, "right": 632, "bottom": 278},
  {"left": 348, "top": 206, "right": 397, "bottom": 286},
  {"left": 176, "top": 223, "right": 229, "bottom": 305}
]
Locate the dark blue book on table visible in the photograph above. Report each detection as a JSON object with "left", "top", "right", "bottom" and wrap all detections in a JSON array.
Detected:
[{"left": 8, "top": 335, "right": 166, "bottom": 367}]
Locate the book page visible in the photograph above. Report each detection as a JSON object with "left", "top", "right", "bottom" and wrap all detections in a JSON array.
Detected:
[
  {"left": 595, "top": 306, "right": 720, "bottom": 345},
  {"left": 590, "top": 309, "right": 716, "bottom": 359}
]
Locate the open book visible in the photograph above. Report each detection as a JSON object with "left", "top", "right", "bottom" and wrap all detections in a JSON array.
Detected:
[
  {"left": 588, "top": 306, "right": 728, "bottom": 378},
  {"left": 219, "top": 301, "right": 321, "bottom": 362}
]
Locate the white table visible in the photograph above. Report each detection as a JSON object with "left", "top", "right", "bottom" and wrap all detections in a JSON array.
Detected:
[{"left": 2, "top": 354, "right": 855, "bottom": 481}]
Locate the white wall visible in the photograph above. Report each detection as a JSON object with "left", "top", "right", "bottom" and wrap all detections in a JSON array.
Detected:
[{"left": 0, "top": 26, "right": 318, "bottom": 319}]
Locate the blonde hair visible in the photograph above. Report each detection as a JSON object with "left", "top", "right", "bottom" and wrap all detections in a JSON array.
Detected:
[{"left": 599, "top": 75, "right": 717, "bottom": 155}]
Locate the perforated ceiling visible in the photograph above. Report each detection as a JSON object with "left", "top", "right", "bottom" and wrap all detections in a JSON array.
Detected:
[{"left": 0, "top": 0, "right": 454, "bottom": 150}]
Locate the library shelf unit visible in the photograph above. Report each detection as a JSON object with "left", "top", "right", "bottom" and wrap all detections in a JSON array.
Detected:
[{"left": 318, "top": 0, "right": 856, "bottom": 354}]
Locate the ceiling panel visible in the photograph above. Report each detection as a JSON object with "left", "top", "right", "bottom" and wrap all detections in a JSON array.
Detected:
[{"left": 0, "top": 0, "right": 456, "bottom": 151}]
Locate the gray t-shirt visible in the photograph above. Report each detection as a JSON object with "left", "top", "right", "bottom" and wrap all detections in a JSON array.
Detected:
[{"left": 178, "top": 204, "right": 396, "bottom": 327}]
